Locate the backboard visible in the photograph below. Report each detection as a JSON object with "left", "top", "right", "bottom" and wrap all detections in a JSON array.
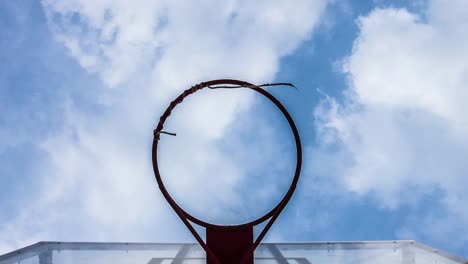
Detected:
[{"left": 1, "top": 241, "right": 466, "bottom": 264}]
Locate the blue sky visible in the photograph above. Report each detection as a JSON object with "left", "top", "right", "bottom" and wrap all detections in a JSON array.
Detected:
[{"left": 1, "top": 0, "right": 468, "bottom": 259}]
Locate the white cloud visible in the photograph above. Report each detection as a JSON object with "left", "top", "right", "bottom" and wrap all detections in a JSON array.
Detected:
[
  {"left": 0, "top": 0, "right": 327, "bottom": 253},
  {"left": 314, "top": 0, "right": 468, "bottom": 247}
]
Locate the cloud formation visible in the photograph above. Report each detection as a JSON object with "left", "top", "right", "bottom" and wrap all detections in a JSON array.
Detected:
[
  {"left": 314, "top": 0, "right": 468, "bottom": 249},
  {"left": 0, "top": 0, "right": 327, "bottom": 254}
]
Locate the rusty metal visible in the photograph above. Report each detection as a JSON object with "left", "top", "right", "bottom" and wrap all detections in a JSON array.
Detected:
[{"left": 152, "top": 79, "right": 302, "bottom": 264}]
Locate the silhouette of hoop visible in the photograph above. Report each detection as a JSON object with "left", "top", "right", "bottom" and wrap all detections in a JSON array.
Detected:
[{"left": 152, "top": 79, "right": 302, "bottom": 264}]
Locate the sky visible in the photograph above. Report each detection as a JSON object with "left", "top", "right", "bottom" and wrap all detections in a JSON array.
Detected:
[{"left": 1, "top": 0, "right": 468, "bottom": 260}]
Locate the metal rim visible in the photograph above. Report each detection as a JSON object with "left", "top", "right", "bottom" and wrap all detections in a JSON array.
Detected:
[{"left": 152, "top": 79, "right": 302, "bottom": 230}]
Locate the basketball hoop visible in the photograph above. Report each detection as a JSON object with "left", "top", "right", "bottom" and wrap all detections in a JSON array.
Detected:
[{"left": 152, "top": 79, "right": 302, "bottom": 264}]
